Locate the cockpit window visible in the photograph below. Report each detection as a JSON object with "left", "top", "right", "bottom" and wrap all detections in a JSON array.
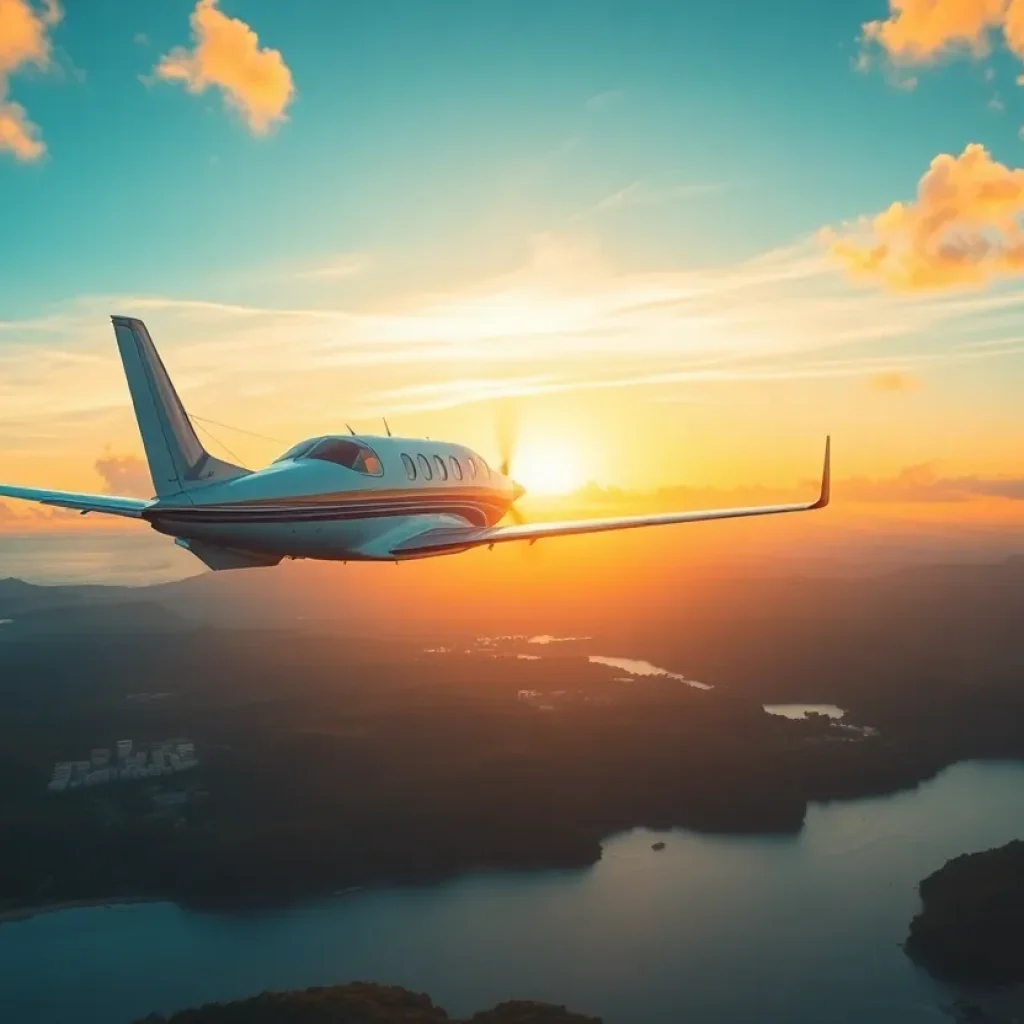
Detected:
[
  {"left": 307, "top": 438, "right": 384, "bottom": 476},
  {"left": 274, "top": 439, "right": 320, "bottom": 463}
]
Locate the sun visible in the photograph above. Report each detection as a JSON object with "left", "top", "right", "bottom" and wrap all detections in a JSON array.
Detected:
[{"left": 511, "top": 442, "right": 584, "bottom": 496}]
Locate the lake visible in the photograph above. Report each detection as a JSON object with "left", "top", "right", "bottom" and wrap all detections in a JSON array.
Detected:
[{"left": 3, "top": 759, "right": 1024, "bottom": 1024}]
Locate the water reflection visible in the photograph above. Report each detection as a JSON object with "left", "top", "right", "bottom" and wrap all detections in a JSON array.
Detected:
[
  {"left": 588, "top": 656, "right": 712, "bottom": 690},
  {"left": 763, "top": 704, "right": 847, "bottom": 720},
  {"left": 4, "top": 761, "right": 1024, "bottom": 1024}
]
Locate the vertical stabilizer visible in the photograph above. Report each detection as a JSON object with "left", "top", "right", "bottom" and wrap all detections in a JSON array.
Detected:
[{"left": 110, "top": 316, "right": 249, "bottom": 499}]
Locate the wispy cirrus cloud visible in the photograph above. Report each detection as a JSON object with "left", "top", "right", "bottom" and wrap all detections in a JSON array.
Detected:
[
  {"left": 4, "top": 227, "right": 1024, "bottom": 430},
  {"left": 0, "top": 0, "right": 63, "bottom": 162},
  {"left": 579, "top": 178, "right": 728, "bottom": 218},
  {"left": 154, "top": 0, "right": 295, "bottom": 135}
]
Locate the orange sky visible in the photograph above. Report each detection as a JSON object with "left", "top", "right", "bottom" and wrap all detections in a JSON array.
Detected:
[{"left": 3, "top": 0, "right": 1024, "bottom": 559}]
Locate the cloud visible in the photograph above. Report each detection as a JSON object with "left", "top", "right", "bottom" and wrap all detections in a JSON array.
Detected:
[
  {"left": 5, "top": 224, "right": 1024, "bottom": 432},
  {"left": 861, "top": 0, "right": 1008, "bottom": 63},
  {"left": 0, "top": 0, "right": 63, "bottom": 161},
  {"left": 291, "top": 254, "right": 368, "bottom": 281},
  {"left": 868, "top": 370, "right": 920, "bottom": 391},
  {"left": 0, "top": 497, "right": 65, "bottom": 525},
  {"left": 93, "top": 453, "right": 151, "bottom": 497},
  {"left": 568, "top": 464, "right": 1024, "bottom": 511},
  {"left": 582, "top": 179, "right": 726, "bottom": 217},
  {"left": 841, "top": 463, "right": 1024, "bottom": 502},
  {"left": 155, "top": 0, "right": 295, "bottom": 135},
  {"left": 824, "top": 144, "right": 1024, "bottom": 291},
  {"left": 860, "top": 1, "right": 1024, "bottom": 113}
]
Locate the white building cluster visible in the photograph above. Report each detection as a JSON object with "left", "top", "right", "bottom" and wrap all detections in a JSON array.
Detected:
[{"left": 47, "top": 738, "right": 199, "bottom": 793}]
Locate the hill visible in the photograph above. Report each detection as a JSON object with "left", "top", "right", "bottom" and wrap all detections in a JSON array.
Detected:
[{"left": 132, "top": 982, "right": 601, "bottom": 1023}]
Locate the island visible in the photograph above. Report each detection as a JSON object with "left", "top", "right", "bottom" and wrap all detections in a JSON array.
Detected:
[
  {"left": 5, "top": 562, "right": 1024, "bottom": 919},
  {"left": 905, "top": 840, "right": 1024, "bottom": 984},
  {"left": 132, "top": 981, "right": 602, "bottom": 1022}
]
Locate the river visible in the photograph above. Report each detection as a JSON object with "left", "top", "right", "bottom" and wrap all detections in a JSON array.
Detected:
[{"left": 3, "top": 759, "right": 1024, "bottom": 1024}]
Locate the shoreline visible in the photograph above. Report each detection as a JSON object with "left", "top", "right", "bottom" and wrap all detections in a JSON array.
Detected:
[{"left": 0, "top": 895, "right": 164, "bottom": 925}]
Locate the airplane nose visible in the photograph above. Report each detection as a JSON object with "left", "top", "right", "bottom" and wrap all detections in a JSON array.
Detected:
[{"left": 511, "top": 480, "right": 527, "bottom": 501}]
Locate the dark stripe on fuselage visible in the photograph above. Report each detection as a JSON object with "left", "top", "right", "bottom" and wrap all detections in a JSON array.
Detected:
[{"left": 146, "top": 498, "right": 506, "bottom": 529}]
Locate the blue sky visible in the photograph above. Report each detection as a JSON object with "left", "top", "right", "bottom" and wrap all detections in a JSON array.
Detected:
[
  {"left": 4, "top": 0, "right": 1021, "bottom": 311},
  {"left": 3, "top": 0, "right": 1024, "bottom": 516}
]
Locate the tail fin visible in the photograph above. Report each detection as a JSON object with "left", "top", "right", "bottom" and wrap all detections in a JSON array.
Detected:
[{"left": 110, "top": 316, "right": 249, "bottom": 499}]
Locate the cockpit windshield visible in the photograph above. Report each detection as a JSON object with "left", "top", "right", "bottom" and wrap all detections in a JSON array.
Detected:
[
  {"left": 307, "top": 438, "right": 384, "bottom": 476},
  {"left": 274, "top": 439, "right": 320, "bottom": 463}
]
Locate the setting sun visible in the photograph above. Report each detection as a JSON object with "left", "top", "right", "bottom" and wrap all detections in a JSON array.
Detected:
[{"left": 511, "top": 442, "right": 585, "bottom": 496}]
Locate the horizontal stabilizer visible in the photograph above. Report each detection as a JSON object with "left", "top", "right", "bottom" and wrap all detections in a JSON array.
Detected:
[
  {"left": 0, "top": 484, "right": 150, "bottom": 518},
  {"left": 174, "top": 538, "right": 283, "bottom": 571}
]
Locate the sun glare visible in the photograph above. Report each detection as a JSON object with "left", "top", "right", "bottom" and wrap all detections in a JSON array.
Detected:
[{"left": 512, "top": 443, "right": 584, "bottom": 496}]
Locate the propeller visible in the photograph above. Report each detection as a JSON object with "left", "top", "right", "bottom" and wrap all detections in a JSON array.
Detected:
[
  {"left": 496, "top": 400, "right": 518, "bottom": 479},
  {"left": 493, "top": 402, "right": 537, "bottom": 554}
]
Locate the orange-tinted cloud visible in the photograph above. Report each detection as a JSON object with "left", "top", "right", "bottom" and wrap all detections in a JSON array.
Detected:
[
  {"left": 841, "top": 463, "right": 1024, "bottom": 502},
  {"left": 565, "top": 465, "right": 1024, "bottom": 510},
  {"left": 862, "top": 0, "right": 1007, "bottom": 62},
  {"left": 94, "top": 453, "right": 151, "bottom": 497},
  {"left": 824, "top": 144, "right": 1024, "bottom": 290},
  {"left": 155, "top": 0, "right": 295, "bottom": 135},
  {"left": 0, "top": 0, "right": 62, "bottom": 161},
  {"left": 868, "top": 370, "right": 920, "bottom": 391}
]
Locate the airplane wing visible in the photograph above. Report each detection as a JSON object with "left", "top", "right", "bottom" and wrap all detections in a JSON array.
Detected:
[
  {"left": 392, "top": 437, "right": 831, "bottom": 558},
  {"left": 0, "top": 483, "right": 151, "bottom": 518}
]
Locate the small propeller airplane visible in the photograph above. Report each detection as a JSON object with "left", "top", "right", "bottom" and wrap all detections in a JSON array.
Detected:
[{"left": 0, "top": 316, "right": 831, "bottom": 571}]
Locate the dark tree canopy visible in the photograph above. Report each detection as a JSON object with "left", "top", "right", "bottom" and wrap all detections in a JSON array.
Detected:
[
  {"left": 906, "top": 840, "right": 1024, "bottom": 984},
  {"left": 132, "top": 983, "right": 602, "bottom": 1024}
]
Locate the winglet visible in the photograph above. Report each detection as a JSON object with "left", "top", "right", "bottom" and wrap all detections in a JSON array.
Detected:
[{"left": 811, "top": 435, "right": 831, "bottom": 509}]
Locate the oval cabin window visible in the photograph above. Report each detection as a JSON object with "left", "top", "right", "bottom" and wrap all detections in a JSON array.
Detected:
[
  {"left": 401, "top": 454, "right": 416, "bottom": 480},
  {"left": 434, "top": 455, "right": 448, "bottom": 481},
  {"left": 450, "top": 456, "right": 463, "bottom": 481},
  {"left": 417, "top": 453, "right": 432, "bottom": 480}
]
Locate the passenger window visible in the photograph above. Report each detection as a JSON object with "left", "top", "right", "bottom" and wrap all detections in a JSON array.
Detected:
[
  {"left": 417, "top": 453, "right": 432, "bottom": 480},
  {"left": 402, "top": 454, "right": 416, "bottom": 480},
  {"left": 308, "top": 438, "right": 384, "bottom": 476},
  {"left": 477, "top": 455, "right": 490, "bottom": 479},
  {"left": 434, "top": 455, "right": 448, "bottom": 481},
  {"left": 466, "top": 457, "right": 477, "bottom": 479},
  {"left": 450, "top": 456, "right": 463, "bottom": 481}
]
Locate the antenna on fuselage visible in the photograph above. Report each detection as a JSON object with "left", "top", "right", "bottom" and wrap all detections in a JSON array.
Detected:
[
  {"left": 346, "top": 423, "right": 356, "bottom": 435},
  {"left": 383, "top": 417, "right": 392, "bottom": 437}
]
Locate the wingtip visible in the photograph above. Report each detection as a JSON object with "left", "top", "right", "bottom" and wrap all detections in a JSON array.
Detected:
[{"left": 812, "top": 435, "right": 831, "bottom": 509}]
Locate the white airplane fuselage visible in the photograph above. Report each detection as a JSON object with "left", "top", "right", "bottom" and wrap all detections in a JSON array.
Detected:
[
  {"left": 0, "top": 315, "right": 830, "bottom": 573},
  {"left": 145, "top": 436, "right": 515, "bottom": 562}
]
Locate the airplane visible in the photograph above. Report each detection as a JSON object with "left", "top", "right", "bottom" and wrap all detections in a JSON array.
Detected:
[{"left": 0, "top": 316, "right": 831, "bottom": 571}]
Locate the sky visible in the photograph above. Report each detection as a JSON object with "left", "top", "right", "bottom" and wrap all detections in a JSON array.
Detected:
[{"left": 3, "top": 0, "right": 1024, "bottom": 566}]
